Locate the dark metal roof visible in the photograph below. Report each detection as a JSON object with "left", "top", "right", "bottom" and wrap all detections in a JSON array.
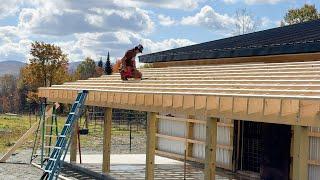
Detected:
[{"left": 139, "top": 19, "right": 320, "bottom": 63}]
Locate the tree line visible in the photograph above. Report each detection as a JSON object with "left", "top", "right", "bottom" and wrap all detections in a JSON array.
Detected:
[{"left": 0, "top": 42, "right": 114, "bottom": 114}]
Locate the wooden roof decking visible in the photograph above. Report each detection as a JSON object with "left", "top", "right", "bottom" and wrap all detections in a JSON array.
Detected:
[{"left": 38, "top": 60, "right": 320, "bottom": 127}]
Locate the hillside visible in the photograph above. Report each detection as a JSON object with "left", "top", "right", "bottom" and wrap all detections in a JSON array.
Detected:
[{"left": 0, "top": 61, "right": 25, "bottom": 76}]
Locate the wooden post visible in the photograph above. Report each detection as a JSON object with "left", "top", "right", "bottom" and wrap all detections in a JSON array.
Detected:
[
  {"left": 186, "top": 115, "right": 195, "bottom": 158},
  {"left": 102, "top": 107, "right": 112, "bottom": 173},
  {"left": 70, "top": 121, "right": 78, "bottom": 163},
  {"left": 146, "top": 112, "right": 157, "bottom": 180},
  {"left": 204, "top": 117, "right": 218, "bottom": 180},
  {"left": 292, "top": 125, "right": 309, "bottom": 180}
]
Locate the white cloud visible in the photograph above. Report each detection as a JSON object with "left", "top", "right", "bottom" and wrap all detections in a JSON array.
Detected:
[
  {"left": 0, "top": 0, "right": 22, "bottom": 19},
  {"left": 181, "top": 5, "right": 235, "bottom": 30},
  {"left": 158, "top": 14, "right": 175, "bottom": 26},
  {"left": 18, "top": 5, "right": 154, "bottom": 36},
  {"left": 223, "top": 0, "right": 237, "bottom": 4},
  {"left": 114, "top": 0, "right": 203, "bottom": 10},
  {"left": 244, "top": 0, "right": 285, "bottom": 4},
  {"left": 222, "top": 0, "right": 286, "bottom": 4},
  {"left": 58, "top": 31, "right": 194, "bottom": 62},
  {"left": 0, "top": 0, "right": 195, "bottom": 63}
]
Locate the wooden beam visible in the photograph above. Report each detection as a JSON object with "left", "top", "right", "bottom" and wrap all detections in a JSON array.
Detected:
[
  {"left": 186, "top": 115, "right": 194, "bottom": 158},
  {"left": 204, "top": 117, "right": 218, "bottom": 180},
  {"left": 102, "top": 107, "right": 112, "bottom": 173},
  {"left": 70, "top": 121, "right": 78, "bottom": 163},
  {"left": 292, "top": 126, "right": 309, "bottom": 180},
  {"left": 146, "top": 112, "right": 157, "bottom": 180}
]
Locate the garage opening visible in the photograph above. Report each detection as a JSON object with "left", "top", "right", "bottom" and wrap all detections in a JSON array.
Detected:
[{"left": 235, "top": 121, "right": 291, "bottom": 179}]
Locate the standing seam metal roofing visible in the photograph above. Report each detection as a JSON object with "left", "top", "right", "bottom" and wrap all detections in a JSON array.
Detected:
[{"left": 139, "top": 19, "right": 320, "bottom": 63}]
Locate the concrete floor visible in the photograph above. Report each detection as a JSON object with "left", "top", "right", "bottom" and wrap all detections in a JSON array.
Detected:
[{"left": 65, "top": 154, "right": 253, "bottom": 180}]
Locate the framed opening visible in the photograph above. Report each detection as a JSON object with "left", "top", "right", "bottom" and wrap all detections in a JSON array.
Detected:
[{"left": 235, "top": 121, "right": 291, "bottom": 179}]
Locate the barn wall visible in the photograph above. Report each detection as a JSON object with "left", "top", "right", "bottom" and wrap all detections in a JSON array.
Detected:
[
  {"left": 156, "top": 113, "right": 234, "bottom": 170},
  {"left": 309, "top": 127, "right": 320, "bottom": 180}
]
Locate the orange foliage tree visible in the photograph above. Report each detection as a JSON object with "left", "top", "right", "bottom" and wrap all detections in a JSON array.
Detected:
[{"left": 112, "top": 59, "right": 122, "bottom": 73}]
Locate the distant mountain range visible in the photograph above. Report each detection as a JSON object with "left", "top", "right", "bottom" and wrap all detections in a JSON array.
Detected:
[
  {"left": 0, "top": 60, "right": 83, "bottom": 76},
  {"left": 0, "top": 61, "right": 26, "bottom": 76}
]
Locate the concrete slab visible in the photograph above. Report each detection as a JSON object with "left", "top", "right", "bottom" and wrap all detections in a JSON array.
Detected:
[
  {"left": 65, "top": 154, "right": 184, "bottom": 165},
  {"left": 63, "top": 154, "right": 253, "bottom": 179}
]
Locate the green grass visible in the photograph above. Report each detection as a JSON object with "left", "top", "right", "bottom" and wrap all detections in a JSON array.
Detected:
[
  {"left": 0, "top": 115, "right": 35, "bottom": 153},
  {"left": 0, "top": 114, "right": 145, "bottom": 154}
]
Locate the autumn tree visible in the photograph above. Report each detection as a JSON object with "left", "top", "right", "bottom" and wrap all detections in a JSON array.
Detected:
[
  {"left": 233, "top": 8, "right": 260, "bottom": 35},
  {"left": 112, "top": 59, "right": 122, "bottom": 73},
  {"left": 283, "top": 4, "right": 320, "bottom": 25},
  {"left": 104, "top": 51, "right": 112, "bottom": 75},
  {"left": 0, "top": 75, "right": 20, "bottom": 113},
  {"left": 22, "top": 41, "right": 69, "bottom": 89},
  {"left": 76, "top": 57, "right": 98, "bottom": 80}
]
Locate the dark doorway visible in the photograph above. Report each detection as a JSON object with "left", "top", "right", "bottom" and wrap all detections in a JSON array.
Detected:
[{"left": 236, "top": 121, "right": 291, "bottom": 180}]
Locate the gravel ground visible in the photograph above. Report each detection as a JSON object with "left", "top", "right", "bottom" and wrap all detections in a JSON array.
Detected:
[{"left": 0, "top": 133, "right": 146, "bottom": 179}]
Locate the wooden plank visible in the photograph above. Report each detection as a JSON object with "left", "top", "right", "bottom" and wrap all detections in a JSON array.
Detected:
[
  {"left": 145, "top": 94, "right": 154, "bottom": 106},
  {"left": 183, "top": 95, "right": 195, "bottom": 111},
  {"left": 292, "top": 126, "right": 309, "bottom": 180},
  {"left": 102, "top": 108, "right": 112, "bottom": 173},
  {"left": 154, "top": 94, "right": 163, "bottom": 107},
  {"left": 173, "top": 95, "right": 183, "bottom": 109},
  {"left": 264, "top": 98, "right": 281, "bottom": 115},
  {"left": 186, "top": 115, "right": 194, "bottom": 158},
  {"left": 136, "top": 94, "right": 145, "bottom": 105},
  {"left": 120, "top": 93, "right": 129, "bottom": 105},
  {"left": 128, "top": 93, "right": 137, "bottom": 105},
  {"left": 248, "top": 98, "right": 263, "bottom": 115},
  {"left": 156, "top": 115, "right": 206, "bottom": 124},
  {"left": 233, "top": 97, "right": 247, "bottom": 113},
  {"left": 308, "top": 160, "right": 320, "bottom": 166},
  {"left": 70, "top": 121, "right": 78, "bottom": 163},
  {"left": 308, "top": 131, "right": 320, "bottom": 138},
  {"left": 146, "top": 112, "right": 157, "bottom": 180},
  {"left": 114, "top": 93, "right": 121, "bottom": 104},
  {"left": 204, "top": 117, "right": 218, "bottom": 180},
  {"left": 195, "top": 96, "right": 207, "bottom": 111},
  {"left": 101, "top": 92, "right": 108, "bottom": 102},
  {"left": 219, "top": 97, "right": 233, "bottom": 113},
  {"left": 207, "top": 96, "right": 219, "bottom": 113}
]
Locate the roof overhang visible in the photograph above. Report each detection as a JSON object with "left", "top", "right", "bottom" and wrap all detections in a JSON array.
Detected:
[{"left": 39, "top": 60, "right": 320, "bottom": 127}]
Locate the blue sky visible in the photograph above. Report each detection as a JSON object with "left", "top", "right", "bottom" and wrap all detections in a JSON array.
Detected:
[{"left": 0, "top": 0, "right": 318, "bottom": 63}]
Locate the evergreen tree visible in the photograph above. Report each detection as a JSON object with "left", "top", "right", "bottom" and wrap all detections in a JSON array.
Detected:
[
  {"left": 104, "top": 51, "right": 112, "bottom": 75},
  {"left": 98, "top": 57, "right": 103, "bottom": 68}
]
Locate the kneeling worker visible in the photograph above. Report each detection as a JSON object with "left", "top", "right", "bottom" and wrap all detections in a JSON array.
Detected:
[{"left": 120, "top": 44, "right": 143, "bottom": 80}]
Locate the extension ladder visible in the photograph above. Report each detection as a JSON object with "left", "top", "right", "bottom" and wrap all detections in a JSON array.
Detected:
[{"left": 41, "top": 90, "right": 88, "bottom": 180}]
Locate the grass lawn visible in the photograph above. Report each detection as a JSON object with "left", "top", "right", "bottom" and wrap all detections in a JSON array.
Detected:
[{"left": 0, "top": 114, "right": 145, "bottom": 154}]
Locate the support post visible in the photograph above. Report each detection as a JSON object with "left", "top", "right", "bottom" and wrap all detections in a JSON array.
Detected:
[
  {"left": 292, "top": 125, "right": 309, "bottom": 180},
  {"left": 186, "top": 115, "right": 195, "bottom": 158},
  {"left": 102, "top": 107, "right": 112, "bottom": 173},
  {"left": 146, "top": 112, "right": 157, "bottom": 180},
  {"left": 204, "top": 117, "right": 218, "bottom": 180},
  {"left": 70, "top": 121, "right": 78, "bottom": 163}
]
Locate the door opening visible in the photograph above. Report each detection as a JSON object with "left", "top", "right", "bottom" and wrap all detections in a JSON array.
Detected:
[{"left": 236, "top": 121, "right": 291, "bottom": 179}]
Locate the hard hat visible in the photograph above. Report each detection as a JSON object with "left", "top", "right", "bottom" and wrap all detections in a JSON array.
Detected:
[{"left": 135, "top": 44, "right": 143, "bottom": 53}]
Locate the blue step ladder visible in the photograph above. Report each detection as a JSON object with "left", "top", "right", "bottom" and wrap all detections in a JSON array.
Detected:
[{"left": 40, "top": 90, "right": 88, "bottom": 180}]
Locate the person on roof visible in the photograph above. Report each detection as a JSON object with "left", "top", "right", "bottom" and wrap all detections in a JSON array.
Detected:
[{"left": 120, "top": 44, "right": 143, "bottom": 80}]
